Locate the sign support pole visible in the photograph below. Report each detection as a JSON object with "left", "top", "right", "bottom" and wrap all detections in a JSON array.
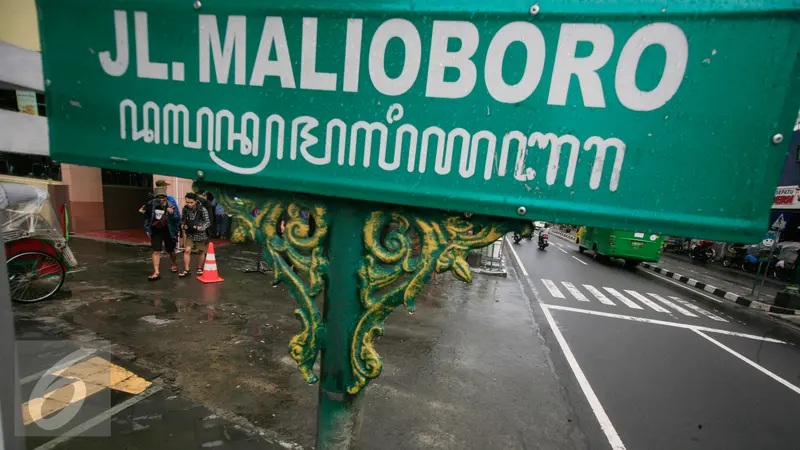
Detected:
[
  {"left": 203, "top": 183, "right": 527, "bottom": 449},
  {"left": 316, "top": 202, "right": 366, "bottom": 449}
]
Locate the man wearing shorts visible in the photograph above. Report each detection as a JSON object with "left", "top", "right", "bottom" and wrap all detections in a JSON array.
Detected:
[
  {"left": 179, "top": 192, "right": 211, "bottom": 277},
  {"left": 143, "top": 187, "right": 179, "bottom": 280}
]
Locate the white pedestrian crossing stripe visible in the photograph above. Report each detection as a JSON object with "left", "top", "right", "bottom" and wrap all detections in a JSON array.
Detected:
[
  {"left": 603, "top": 287, "right": 643, "bottom": 309},
  {"left": 669, "top": 296, "right": 728, "bottom": 322},
  {"left": 583, "top": 285, "right": 615, "bottom": 305},
  {"left": 647, "top": 293, "right": 698, "bottom": 317},
  {"left": 537, "top": 279, "right": 728, "bottom": 323},
  {"left": 561, "top": 282, "right": 589, "bottom": 302},
  {"left": 624, "top": 290, "right": 670, "bottom": 313},
  {"left": 542, "top": 279, "right": 565, "bottom": 298}
]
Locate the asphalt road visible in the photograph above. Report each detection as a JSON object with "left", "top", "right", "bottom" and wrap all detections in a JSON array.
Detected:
[{"left": 508, "top": 233, "right": 800, "bottom": 450}]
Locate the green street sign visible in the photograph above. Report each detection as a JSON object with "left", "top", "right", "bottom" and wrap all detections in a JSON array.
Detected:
[{"left": 37, "top": 0, "right": 800, "bottom": 242}]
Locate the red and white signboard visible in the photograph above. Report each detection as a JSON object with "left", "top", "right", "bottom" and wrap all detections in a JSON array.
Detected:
[{"left": 773, "top": 185, "right": 800, "bottom": 209}]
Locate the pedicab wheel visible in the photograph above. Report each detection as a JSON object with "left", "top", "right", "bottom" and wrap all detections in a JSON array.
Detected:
[{"left": 7, "top": 251, "right": 65, "bottom": 303}]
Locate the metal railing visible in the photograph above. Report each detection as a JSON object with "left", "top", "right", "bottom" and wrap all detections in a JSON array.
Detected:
[{"left": 469, "top": 238, "right": 504, "bottom": 271}]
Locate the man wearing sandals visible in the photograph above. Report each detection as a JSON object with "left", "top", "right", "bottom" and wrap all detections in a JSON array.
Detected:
[
  {"left": 179, "top": 192, "right": 211, "bottom": 278},
  {"left": 143, "top": 187, "right": 180, "bottom": 280}
]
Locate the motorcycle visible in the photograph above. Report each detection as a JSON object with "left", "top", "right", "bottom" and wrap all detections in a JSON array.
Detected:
[
  {"left": 741, "top": 252, "right": 775, "bottom": 275},
  {"left": 538, "top": 233, "right": 549, "bottom": 250},
  {"left": 774, "top": 259, "right": 795, "bottom": 282},
  {"left": 722, "top": 244, "right": 747, "bottom": 268},
  {"left": 690, "top": 240, "right": 715, "bottom": 263},
  {"left": 512, "top": 230, "right": 533, "bottom": 244},
  {"left": 512, "top": 223, "right": 536, "bottom": 244}
]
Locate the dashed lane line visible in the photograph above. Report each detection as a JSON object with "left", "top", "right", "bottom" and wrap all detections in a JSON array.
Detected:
[{"left": 571, "top": 256, "right": 588, "bottom": 265}]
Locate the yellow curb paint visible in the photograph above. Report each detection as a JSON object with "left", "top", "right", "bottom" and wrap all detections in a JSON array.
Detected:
[
  {"left": 22, "top": 357, "right": 153, "bottom": 425},
  {"left": 22, "top": 398, "right": 69, "bottom": 425}
]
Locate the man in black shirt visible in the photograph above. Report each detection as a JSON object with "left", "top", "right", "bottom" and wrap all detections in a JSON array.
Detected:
[{"left": 143, "top": 187, "right": 179, "bottom": 280}]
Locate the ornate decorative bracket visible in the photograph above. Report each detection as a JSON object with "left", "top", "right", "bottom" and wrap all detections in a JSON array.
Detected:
[
  {"left": 205, "top": 185, "right": 328, "bottom": 384},
  {"left": 347, "top": 211, "right": 524, "bottom": 393},
  {"left": 200, "top": 183, "right": 528, "bottom": 392}
]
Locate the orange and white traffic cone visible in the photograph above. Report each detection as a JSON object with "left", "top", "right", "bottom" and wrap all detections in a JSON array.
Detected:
[{"left": 198, "top": 242, "right": 224, "bottom": 283}]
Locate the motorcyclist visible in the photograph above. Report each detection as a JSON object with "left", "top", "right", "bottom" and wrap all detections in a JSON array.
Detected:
[{"left": 539, "top": 223, "right": 551, "bottom": 245}]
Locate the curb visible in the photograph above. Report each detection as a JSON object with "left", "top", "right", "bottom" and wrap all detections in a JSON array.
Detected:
[
  {"left": 72, "top": 234, "right": 149, "bottom": 247},
  {"left": 638, "top": 262, "right": 800, "bottom": 316},
  {"left": 552, "top": 229, "right": 576, "bottom": 241}
]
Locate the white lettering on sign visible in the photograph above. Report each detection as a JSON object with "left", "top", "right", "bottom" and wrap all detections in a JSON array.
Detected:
[
  {"left": 426, "top": 21, "right": 479, "bottom": 99},
  {"left": 300, "top": 18, "right": 337, "bottom": 91},
  {"left": 98, "top": 10, "right": 129, "bottom": 77},
  {"left": 198, "top": 15, "right": 247, "bottom": 85},
  {"left": 484, "top": 22, "right": 546, "bottom": 104},
  {"left": 250, "top": 17, "right": 296, "bottom": 88},
  {"left": 98, "top": 12, "right": 689, "bottom": 110},
  {"left": 615, "top": 23, "right": 688, "bottom": 112},
  {"left": 548, "top": 24, "right": 614, "bottom": 108},
  {"left": 118, "top": 99, "right": 627, "bottom": 191},
  {"left": 369, "top": 19, "right": 422, "bottom": 96}
]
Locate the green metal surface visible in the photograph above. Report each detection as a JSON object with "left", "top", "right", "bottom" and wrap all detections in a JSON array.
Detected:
[
  {"left": 38, "top": 0, "right": 800, "bottom": 242},
  {"left": 317, "top": 202, "right": 367, "bottom": 449}
]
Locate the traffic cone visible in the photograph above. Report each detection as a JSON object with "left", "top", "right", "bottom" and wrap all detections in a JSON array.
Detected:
[{"left": 198, "top": 242, "right": 224, "bottom": 283}]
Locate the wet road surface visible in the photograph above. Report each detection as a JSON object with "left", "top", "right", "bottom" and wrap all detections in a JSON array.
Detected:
[
  {"left": 15, "top": 238, "right": 588, "bottom": 449},
  {"left": 508, "top": 233, "right": 800, "bottom": 450}
]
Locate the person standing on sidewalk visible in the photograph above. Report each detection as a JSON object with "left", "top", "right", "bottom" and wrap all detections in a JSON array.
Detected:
[
  {"left": 179, "top": 192, "right": 211, "bottom": 277},
  {"left": 143, "top": 187, "right": 180, "bottom": 280},
  {"left": 155, "top": 179, "right": 183, "bottom": 250}
]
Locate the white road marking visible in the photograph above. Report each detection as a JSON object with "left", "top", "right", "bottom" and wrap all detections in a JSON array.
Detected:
[
  {"left": 669, "top": 296, "right": 727, "bottom": 322},
  {"left": 571, "top": 256, "right": 588, "bottom": 265},
  {"left": 624, "top": 290, "right": 670, "bottom": 313},
  {"left": 562, "top": 282, "right": 590, "bottom": 302},
  {"left": 20, "top": 348, "right": 97, "bottom": 385},
  {"left": 558, "top": 247, "right": 569, "bottom": 254},
  {"left": 637, "top": 269, "right": 723, "bottom": 304},
  {"left": 505, "top": 237, "right": 528, "bottom": 277},
  {"left": 647, "top": 293, "right": 698, "bottom": 317},
  {"left": 603, "top": 287, "right": 643, "bottom": 309},
  {"left": 584, "top": 285, "right": 616, "bottom": 305},
  {"left": 541, "top": 306, "right": 627, "bottom": 450},
  {"left": 33, "top": 385, "right": 164, "bottom": 450},
  {"left": 556, "top": 242, "right": 565, "bottom": 248},
  {"left": 541, "top": 304, "right": 785, "bottom": 343},
  {"left": 542, "top": 279, "right": 565, "bottom": 298},
  {"left": 693, "top": 330, "right": 800, "bottom": 396}
]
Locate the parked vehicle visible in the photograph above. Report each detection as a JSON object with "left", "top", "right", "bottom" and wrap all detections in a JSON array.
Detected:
[
  {"left": 722, "top": 244, "right": 748, "bottom": 268},
  {"left": 0, "top": 182, "right": 77, "bottom": 303},
  {"left": 665, "top": 237, "right": 692, "bottom": 254},
  {"left": 690, "top": 240, "right": 715, "bottom": 263},
  {"left": 773, "top": 242, "right": 800, "bottom": 282},
  {"left": 577, "top": 227, "right": 664, "bottom": 267}
]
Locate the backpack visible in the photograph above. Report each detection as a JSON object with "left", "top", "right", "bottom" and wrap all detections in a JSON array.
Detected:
[{"left": 197, "top": 197, "right": 216, "bottom": 232}]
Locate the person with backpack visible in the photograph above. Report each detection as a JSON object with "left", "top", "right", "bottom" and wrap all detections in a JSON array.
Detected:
[
  {"left": 196, "top": 191, "right": 217, "bottom": 239},
  {"left": 179, "top": 192, "right": 211, "bottom": 277},
  {"left": 142, "top": 187, "right": 180, "bottom": 280}
]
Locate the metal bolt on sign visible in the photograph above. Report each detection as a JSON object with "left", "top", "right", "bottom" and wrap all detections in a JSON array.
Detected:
[
  {"left": 193, "top": 1, "right": 201, "bottom": 10},
  {"left": 517, "top": 206, "right": 527, "bottom": 216},
  {"left": 529, "top": 4, "right": 540, "bottom": 15},
  {"left": 773, "top": 134, "right": 784, "bottom": 145}
]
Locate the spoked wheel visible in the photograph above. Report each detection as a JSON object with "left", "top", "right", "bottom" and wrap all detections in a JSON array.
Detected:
[{"left": 7, "top": 251, "right": 65, "bottom": 303}]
